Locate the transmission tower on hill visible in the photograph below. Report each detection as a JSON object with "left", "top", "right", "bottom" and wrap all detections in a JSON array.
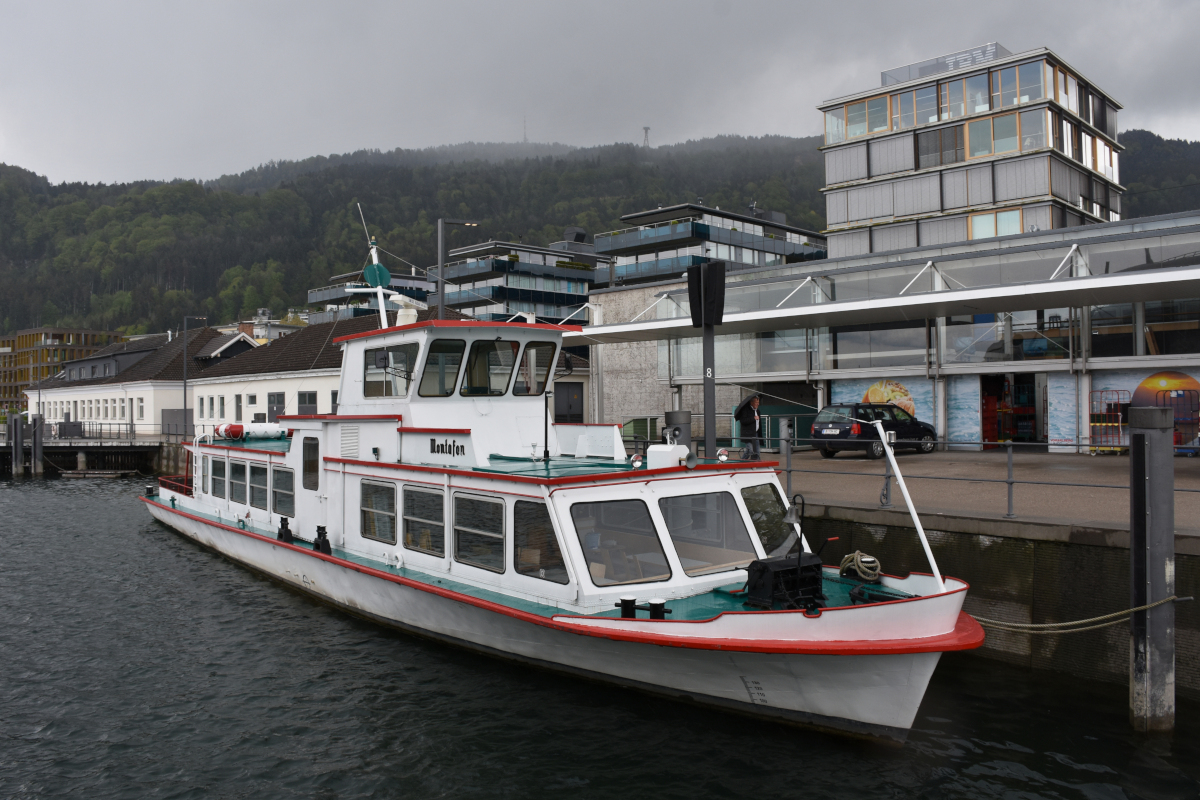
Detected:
[{"left": 643, "top": 127, "right": 650, "bottom": 148}]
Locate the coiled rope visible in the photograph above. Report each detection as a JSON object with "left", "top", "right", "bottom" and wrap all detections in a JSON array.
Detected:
[
  {"left": 840, "top": 551, "right": 882, "bottom": 582},
  {"left": 973, "top": 595, "right": 1191, "bottom": 635}
]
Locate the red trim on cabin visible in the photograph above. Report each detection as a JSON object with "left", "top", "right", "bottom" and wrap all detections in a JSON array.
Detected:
[
  {"left": 399, "top": 427, "right": 473, "bottom": 435},
  {"left": 277, "top": 414, "right": 404, "bottom": 421},
  {"left": 552, "top": 423, "right": 623, "bottom": 428},
  {"left": 196, "top": 442, "right": 284, "bottom": 457},
  {"left": 322, "top": 456, "right": 772, "bottom": 486},
  {"left": 334, "top": 319, "right": 582, "bottom": 344},
  {"left": 141, "top": 496, "right": 983, "bottom": 656}
]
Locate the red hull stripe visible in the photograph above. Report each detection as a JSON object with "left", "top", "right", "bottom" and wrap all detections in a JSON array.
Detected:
[
  {"left": 142, "top": 497, "right": 984, "bottom": 656},
  {"left": 400, "top": 427, "right": 473, "bottom": 434},
  {"left": 277, "top": 414, "right": 404, "bottom": 421},
  {"left": 322, "top": 456, "right": 776, "bottom": 486},
  {"left": 334, "top": 319, "right": 582, "bottom": 344},
  {"left": 552, "top": 423, "right": 623, "bottom": 428}
]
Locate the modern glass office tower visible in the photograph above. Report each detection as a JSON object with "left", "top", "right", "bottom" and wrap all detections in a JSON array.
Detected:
[
  {"left": 592, "top": 203, "right": 826, "bottom": 288},
  {"left": 819, "top": 44, "right": 1123, "bottom": 258}
]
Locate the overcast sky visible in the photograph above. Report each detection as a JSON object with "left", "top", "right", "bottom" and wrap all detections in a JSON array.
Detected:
[{"left": 2, "top": 0, "right": 1198, "bottom": 185}]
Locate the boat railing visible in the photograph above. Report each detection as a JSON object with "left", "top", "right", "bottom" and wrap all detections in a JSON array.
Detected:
[{"left": 158, "top": 475, "right": 194, "bottom": 497}]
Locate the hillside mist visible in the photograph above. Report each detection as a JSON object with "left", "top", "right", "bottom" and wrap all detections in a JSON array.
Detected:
[{"left": 0, "top": 130, "right": 1195, "bottom": 334}]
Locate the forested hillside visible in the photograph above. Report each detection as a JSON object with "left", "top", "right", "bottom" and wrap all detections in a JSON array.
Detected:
[{"left": 0, "top": 129, "right": 1197, "bottom": 335}]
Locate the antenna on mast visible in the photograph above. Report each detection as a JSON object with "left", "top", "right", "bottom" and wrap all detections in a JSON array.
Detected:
[{"left": 643, "top": 127, "right": 650, "bottom": 148}]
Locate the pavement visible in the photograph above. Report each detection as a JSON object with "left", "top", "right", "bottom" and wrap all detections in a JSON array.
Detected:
[{"left": 773, "top": 446, "right": 1200, "bottom": 535}]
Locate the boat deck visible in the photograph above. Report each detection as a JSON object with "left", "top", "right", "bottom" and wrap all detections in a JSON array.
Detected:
[{"left": 165, "top": 500, "right": 913, "bottom": 622}]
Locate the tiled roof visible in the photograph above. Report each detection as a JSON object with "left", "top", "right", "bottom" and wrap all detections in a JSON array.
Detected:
[
  {"left": 193, "top": 307, "right": 472, "bottom": 380},
  {"left": 81, "top": 333, "right": 169, "bottom": 359},
  {"left": 195, "top": 333, "right": 246, "bottom": 358},
  {"left": 29, "top": 327, "right": 226, "bottom": 391}
]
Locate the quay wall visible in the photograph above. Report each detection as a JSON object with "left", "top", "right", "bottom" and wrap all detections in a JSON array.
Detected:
[{"left": 803, "top": 504, "right": 1200, "bottom": 697}]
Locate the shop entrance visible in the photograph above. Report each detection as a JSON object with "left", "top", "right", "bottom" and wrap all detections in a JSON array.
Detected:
[{"left": 982, "top": 373, "right": 1049, "bottom": 448}]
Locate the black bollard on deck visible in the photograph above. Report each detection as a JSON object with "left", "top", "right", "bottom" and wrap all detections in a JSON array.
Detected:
[{"left": 1128, "top": 407, "right": 1175, "bottom": 732}]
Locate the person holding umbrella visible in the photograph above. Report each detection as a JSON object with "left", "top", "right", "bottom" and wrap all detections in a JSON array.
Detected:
[{"left": 736, "top": 395, "right": 762, "bottom": 461}]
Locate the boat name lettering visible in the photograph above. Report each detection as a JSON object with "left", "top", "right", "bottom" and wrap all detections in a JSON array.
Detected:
[{"left": 430, "top": 438, "right": 467, "bottom": 456}]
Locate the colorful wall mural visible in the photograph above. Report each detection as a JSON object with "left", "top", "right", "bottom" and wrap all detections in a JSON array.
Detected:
[
  {"left": 946, "top": 375, "right": 981, "bottom": 445},
  {"left": 831, "top": 377, "right": 935, "bottom": 422}
]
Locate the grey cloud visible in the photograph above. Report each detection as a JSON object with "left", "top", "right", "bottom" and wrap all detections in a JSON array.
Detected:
[{"left": 1, "top": 0, "right": 1197, "bottom": 184}]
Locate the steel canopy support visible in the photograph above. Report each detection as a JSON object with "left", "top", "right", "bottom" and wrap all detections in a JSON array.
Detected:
[{"left": 1129, "top": 407, "right": 1176, "bottom": 731}]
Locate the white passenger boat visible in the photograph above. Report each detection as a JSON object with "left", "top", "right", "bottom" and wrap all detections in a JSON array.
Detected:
[{"left": 144, "top": 316, "right": 983, "bottom": 739}]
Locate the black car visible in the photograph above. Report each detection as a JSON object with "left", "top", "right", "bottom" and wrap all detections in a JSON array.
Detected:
[{"left": 809, "top": 403, "right": 936, "bottom": 458}]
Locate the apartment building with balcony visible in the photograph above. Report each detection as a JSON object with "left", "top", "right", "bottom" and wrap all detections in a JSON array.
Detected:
[
  {"left": 430, "top": 227, "right": 607, "bottom": 324},
  {"left": 593, "top": 203, "right": 825, "bottom": 288},
  {"left": 820, "top": 43, "right": 1123, "bottom": 258}
]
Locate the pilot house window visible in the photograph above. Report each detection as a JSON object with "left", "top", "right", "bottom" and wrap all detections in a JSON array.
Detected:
[
  {"left": 571, "top": 500, "right": 671, "bottom": 586},
  {"left": 512, "top": 342, "right": 556, "bottom": 396},
  {"left": 459, "top": 340, "right": 519, "bottom": 396},
  {"left": 418, "top": 340, "right": 465, "bottom": 397},
  {"left": 365, "top": 342, "right": 420, "bottom": 397}
]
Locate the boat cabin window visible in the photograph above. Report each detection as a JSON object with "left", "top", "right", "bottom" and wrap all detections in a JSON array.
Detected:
[
  {"left": 418, "top": 340, "right": 466, "bottom": 397},
  {"left": 571, "top": 500, "right": 671, "bottom": 586},
  {"left": 361, "top": 481, "right": 397, "bottom": 544},
  {"left": 230, "top": 461, "right": 247, "bottom": 504},
  {"left": 454, "top": 494, "right": 505, "bottom": 573},
  {"left": 403, "top": 487, "right": 445, "bottom": 556},
  {"left": 658, "top": 492, "right": 758, "bottom": 576},
  {"left": 273, "top": 467, "right": 295, "bottom": 518},
  {"left": 212, "top": 458, "right": 226, "bottom": 499},
  {"left": 249, "top": 464, "right": 268, "bottom": 510},
  {"left": 302, "top": 438, "right": 319, "bottom": 490},
  {"left": 512, "top": 341, "right": 556, "bottom": 396},
  {"left": 201, "top": 455, "right": 209, "bottom": 495},
  {"left": 365, "top": 342, "right": 419, "bottom": 397},
  {"left": 514, "top": 500, "right": 568, "bottom": 584},
  {"left": 740, "top": 483, "right": 796, "bottom": 558},
  {"left": 459, "top": 340, "right": 519, "bottom": 397}
]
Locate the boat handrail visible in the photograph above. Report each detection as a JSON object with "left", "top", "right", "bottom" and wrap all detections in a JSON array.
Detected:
[{"left": 873, "top": 420, "right": 945, "bottom": 592}]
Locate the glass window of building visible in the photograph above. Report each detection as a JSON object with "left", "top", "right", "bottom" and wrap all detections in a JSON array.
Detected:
[
  {"left": 1020, "top": 109, "right": 1047, "bottom": 150},
  {"left": 1145, "top": 299, "right": 1200, "bottom": 355},
  {"left": 915, "top": 85, "right": 939, "bottom": 124},
  {"left": 991, "top": 66, "right": 1018, "bottom": 109},
  {"left": 571, "top": 500, "right": 671, "bottom": 586},
  {"left": 965, "top": 73, "right": 990, "bottom": 114},
  {"left": 825, "top": 108, "right": 845, "bottom": 143},
  {"left": 657, "top": 492, "right": 758, "bottom": 577},
  {"left": 418, "top": 339, "right": 465, "bottom": 397},
  {"left": 403, "top": 488, "right": 445, "bottom": 556},
  {"left": 968, "top": 118, "right": 993, "bottom": 157},
  {"left": 891, "top": 90, "right": 915, "bottom": 129},
  {"left": 846, "top": 100, "right": 868, "bottom": 137},
  {"left": 1018, "top": 61, "right": 1044, "bottom": 102},
  {"left": 940, "top": 79, "right": 964, "bottom": 120},
  {"left": 454, "top": 494, "right": 504, "bottom": 573},
  {"left": 867, "top": 96, "right": 889, "bottom": 133},
  {"left": 361, "top": 481, "right": 397, "bottom": 544},
  {"left": 513, "top": 501, "right": 569, "bottom": 584},
  {"left": 993, "top": 113, "right": 1019, "bottom": 154}
]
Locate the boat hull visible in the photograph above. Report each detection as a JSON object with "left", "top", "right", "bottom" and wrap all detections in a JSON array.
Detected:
[{"left": 144, "top": 498, "right": 954, "bottom": 739}]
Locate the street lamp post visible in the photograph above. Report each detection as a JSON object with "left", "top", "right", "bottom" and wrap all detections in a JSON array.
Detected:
[
  {"left": 181, "top": 316, "right": 208, "bottom": 441},
  {"left": 437, "top": 218, "right": 481, "bottom": 320}
]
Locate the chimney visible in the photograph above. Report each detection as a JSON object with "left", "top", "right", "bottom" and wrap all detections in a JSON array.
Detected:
[{"left": 238, "top": 322, "right": 255, "bottom": 337}]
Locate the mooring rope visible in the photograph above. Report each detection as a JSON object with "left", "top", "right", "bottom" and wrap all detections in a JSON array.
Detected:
[{"left": 973, "top": 595, "right": 1191, "bottom": 634}]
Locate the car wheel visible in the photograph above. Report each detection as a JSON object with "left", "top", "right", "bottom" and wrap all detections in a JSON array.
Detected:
[
  {"left": 819, "top": 447, "right": 836, "bottom": 459},
  {"left": 868, "top": 441, "right": 885, "bottom": 459},
  {"left": 918, "top": 434, "right": 935, "bottom": 453}
]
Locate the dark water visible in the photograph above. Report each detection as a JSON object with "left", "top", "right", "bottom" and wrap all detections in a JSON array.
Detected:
[{"left": 2, "top": 480, "right": 1198, "bottom": 800}]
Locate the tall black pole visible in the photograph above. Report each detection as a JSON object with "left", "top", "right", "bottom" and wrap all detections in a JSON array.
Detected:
[
  {"left": 182, "top": 317, "right": 188, "bottom": 440},
  {"left": 703, "top": 322, "right": 715, "bottom": 458},
  {"left": 437, "top": 218, "right": 445, "bottom": 320}
]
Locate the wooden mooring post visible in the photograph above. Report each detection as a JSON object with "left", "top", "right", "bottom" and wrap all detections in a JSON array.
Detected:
[{"left": 1128, "top": 407, "right": 1175, "bottom": 732}]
